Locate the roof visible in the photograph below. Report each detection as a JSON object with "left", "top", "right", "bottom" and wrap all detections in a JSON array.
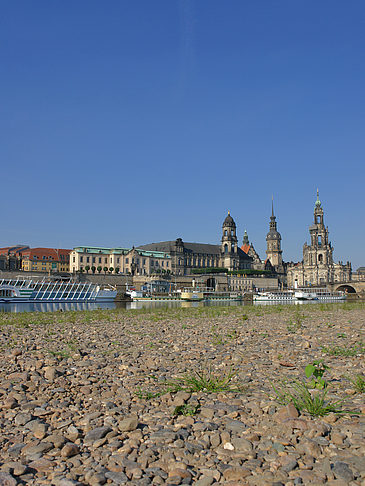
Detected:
[
  {"left": 241, "top": 244, "right": 251, "bottom": 254},
  {"left": 139, "top": 240, "right": 252, "bottom": 260},
  {"left": 21, "top": 248, "right": 71, "bottom": 261},
  {"left": 138, "top": 241, "right": 222, "bottom": 255},
  {"left": 0, "top": 245, "right": 29, "bottom": 256},
  {"left": 73, "top": 246, "right": 170, "bottom": 259}
]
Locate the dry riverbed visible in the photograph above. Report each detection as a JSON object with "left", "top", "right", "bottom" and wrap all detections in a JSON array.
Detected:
[{"left": 0, "top": 303, "right": 364, "bottom": 486}]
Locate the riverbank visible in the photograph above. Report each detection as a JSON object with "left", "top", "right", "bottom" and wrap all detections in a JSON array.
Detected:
[{"left": 0, "top": 303, "right": 364, "bottom": 485}]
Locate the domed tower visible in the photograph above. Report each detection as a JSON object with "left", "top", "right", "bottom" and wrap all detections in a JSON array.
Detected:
[
  {"left": 304, "top": 189, "right": 333, "bottom": 268},
  {"left": 221, "top": 211, "right": 239, "bottom": 270},
  {"left": 266, "top": 198, "right": 283, "bottom": 272}
]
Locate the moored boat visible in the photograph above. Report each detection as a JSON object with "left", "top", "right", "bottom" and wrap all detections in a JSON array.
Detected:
[
  {"left": 253, "top": 290, "right": 295, "bottom": 302},
  {"left": 294, "top": 288, "right": 346, "bottom": 301},
  {"left": 0, "top": 278, "right": 117, "bottom": 303}
]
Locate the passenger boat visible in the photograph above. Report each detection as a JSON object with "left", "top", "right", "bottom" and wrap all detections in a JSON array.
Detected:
[
  {"left": 0, "top": 278, "right": 117, "bottom": 303},
  {"left": 180, "top": 287, "right": 243, "bottom": 302},
  {"left": 253, "top": 291, "right": 295, "bottom": 302},
  {"left": 294, "top": 288, "right": 346, "bottom": 301},
  {"left": 253, "top": 288, "right": 346, "bottom": 303}
]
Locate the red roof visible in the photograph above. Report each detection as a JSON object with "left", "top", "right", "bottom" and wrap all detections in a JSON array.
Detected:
[
  {"left": 21, "top": 248, "right": 71, "bottom": 262},
  {"left": 241, "top": 244, "right": 251, "bottom": 254},
  {"left": 0, "top": 245, "right": 29, "bottom": 256}
]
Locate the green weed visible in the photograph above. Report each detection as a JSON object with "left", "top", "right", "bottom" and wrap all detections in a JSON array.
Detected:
[
  {"left": 166, "top": 366, "right": 240, "bottom": 394},
  {"left": 271, "top": 380, "right": 354, "bottom": 417},
  {"left": 348, "top": 374, "right": 365, "bottom": 394},
  {"left": 135, "top": 388, "right": 161, "bottom": 400},
  {"left": 173, "top": 404, "right": 200, "bottom": 416},
  {"left": 321, "top": 342, "right": 364, "bottom": 357},
  {"left": 305, "top": 360, "right": 329, "bottom": 389}
]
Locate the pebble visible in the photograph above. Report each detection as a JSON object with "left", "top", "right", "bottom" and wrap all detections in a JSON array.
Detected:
[{"left": 0, "top": 306, "right": 364, "bottom": 485}]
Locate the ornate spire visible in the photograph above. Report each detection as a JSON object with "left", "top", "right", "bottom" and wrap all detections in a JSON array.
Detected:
[
  {"left": 271, "top": 195, "right": 274, "bottom": 218},
  {"left": 315, "top": 188, "right": 321, "bottom": 208},
  {"left": 243, "top": 230, "right": 249, "bottom": 245}
]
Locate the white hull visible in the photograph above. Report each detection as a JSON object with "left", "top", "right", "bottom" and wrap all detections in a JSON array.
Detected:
[{"left": 0, "top": 279, "right": 117, "bottom": 303}]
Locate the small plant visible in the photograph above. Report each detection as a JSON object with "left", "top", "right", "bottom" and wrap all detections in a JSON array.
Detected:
[
  {"left": 305, "top": 360, "right": 330, "bottom": 389},
  {"left": 287, "top": 320, "right": 301, "bottom": 333},
  {"left": 326, "top": 322, "right": 335, "bottom": 328},
  {"left": 348, "top": 374, "right": 365, "bottom": 394},
  {"left": 271, "top": 380, "right": 354, "bottom": 417},
  {"left": 166, "top": 366, "right": 240, "bottom": 394},
  {"left": 136, "top": 388, "right": 161, "bottom": 400},
  {"left": 337, "top": 333, "right": 346, "bottom": 338},
  {"left": 173, "top": 404, "right": 200, "bottom": 416},
  {"left": 321, "top": 342, "right": 365, "bottom": 357}
]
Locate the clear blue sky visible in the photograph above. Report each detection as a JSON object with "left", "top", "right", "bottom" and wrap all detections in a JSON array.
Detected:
[{"left": 1, "top": 1, "right": 364, "bottom": 269}]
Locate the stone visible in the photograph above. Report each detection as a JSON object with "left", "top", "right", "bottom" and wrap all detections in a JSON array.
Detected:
[
  {"left": 0, "top": 472, "right": 17, "bottom": 486},
  {"left": 44, "top": 366, "right": 58, "bottom": 381},
  {"left": 332, "top": 461, "right": 354, "bottom": 482},
  {"left": 223, "top": 467, "right": 251, "bottom": 480},
  {"left": 104, "top": 471, "right": 129, "bottom": 484},
  {"left": 118, "top": 416, "right": 139, "bottom": 432},
  {"left": 231, "top": 438, "right": 253, "bottom": 452},
  {"left": 195, "top": 478, "right": 214, "bottom": 486},
  {"left": 84, "top": 426, "right": 112, "bottom": 444},
  {"left": 61, "top": 442, "right": 80, "bottom": 458}
]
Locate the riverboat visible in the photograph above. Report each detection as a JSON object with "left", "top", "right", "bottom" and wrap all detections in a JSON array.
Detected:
[
  {"left": 253, "top": 291, "right": 295, "bottom": 302},
  {"left": 180, "top": 287, "right": 243, "bottom": 302},
  {"left": 294, "top": 288, "right": 346, "bottom": 301},
  {"left": 0, "top": 278, "right": 117, "bottom": 303}
]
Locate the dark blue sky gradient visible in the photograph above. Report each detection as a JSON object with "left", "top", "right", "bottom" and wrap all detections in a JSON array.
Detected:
[{"left": 1, "top": 1, "right": 364, "bottom": 268}]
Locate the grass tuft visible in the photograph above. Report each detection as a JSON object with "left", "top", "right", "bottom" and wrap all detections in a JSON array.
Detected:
[
  {"left": 271, "top": 379, "right": 357, "bottom": 417},
  {"left": 166, "top": 366, "right": 241, "bottom": 394}
]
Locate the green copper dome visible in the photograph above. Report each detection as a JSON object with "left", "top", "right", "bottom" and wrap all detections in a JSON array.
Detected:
[{"left": 315, "top": 189, "right": 321, "bottom": 208}]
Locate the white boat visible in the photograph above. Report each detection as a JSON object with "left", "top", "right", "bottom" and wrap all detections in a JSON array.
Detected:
[
  {"left": 0, "top": 278, "right": 117, "bottom": 303},
  {"left": 294, "top": 290, "right": 318, "bottom": 300},
  {"left": 253, "top": 291, "right": 295, "bottom": 302},
  {"left": 180, "top": 287, "right": 243, "bottom": 302},
  {"left": 294, "top": 288, "right": 346, "bottom": 301}
]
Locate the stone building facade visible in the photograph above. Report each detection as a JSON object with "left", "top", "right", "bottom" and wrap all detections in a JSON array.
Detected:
[
  {"left": 138, "top": 212, "right": 253, "bottom": 275},
  {"left": 70, "top": 246, "right": 171, "bottom": 276},
  {"left": 287, "top": 192, "right": 351, "bottom": 287}
]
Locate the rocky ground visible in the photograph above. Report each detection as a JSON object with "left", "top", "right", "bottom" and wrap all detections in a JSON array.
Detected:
[{"left": 0, "top": 303, "right": 364, "bottom": 486}]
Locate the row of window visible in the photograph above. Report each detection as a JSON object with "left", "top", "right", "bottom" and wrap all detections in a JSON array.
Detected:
[{"left": 73, "top": 255, "right": 169, "bottom": 267}]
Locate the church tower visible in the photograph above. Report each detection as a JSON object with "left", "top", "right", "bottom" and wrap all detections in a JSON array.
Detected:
[
  {"left": 266, "top": 198, "right": 283, "bottom": 273},
  {"left": 303, "top": 190, "right": 333, "bottom": 272},
  {"left": 287, "top": 190, "right": 352, "bottom": 287},
  {"left": 221, "top": 211, "right": 239, "bottom": 270}
]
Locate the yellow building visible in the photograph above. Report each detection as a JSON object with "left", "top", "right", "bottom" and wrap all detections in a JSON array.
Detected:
[{"left": 21, "top": 248, "right": 71, "bottom": 273}]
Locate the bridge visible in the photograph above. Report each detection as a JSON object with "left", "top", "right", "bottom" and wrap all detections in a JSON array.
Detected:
[{"left": 327, "top": 280, "right": 365, "bottom": 296}]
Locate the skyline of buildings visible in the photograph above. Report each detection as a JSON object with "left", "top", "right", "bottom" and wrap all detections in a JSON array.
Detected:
[{"left": 0, "top": 192, "right": 362, "bottom": 284}]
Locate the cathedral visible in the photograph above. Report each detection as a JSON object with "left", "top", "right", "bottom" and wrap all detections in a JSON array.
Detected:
[{"left": 287, "top": 191, "right": 351, "bottom": 287}]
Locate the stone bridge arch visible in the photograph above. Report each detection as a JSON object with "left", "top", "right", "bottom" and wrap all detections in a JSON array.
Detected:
[{"left": 335, "top": 284, "right": 357, "bottom": 293}]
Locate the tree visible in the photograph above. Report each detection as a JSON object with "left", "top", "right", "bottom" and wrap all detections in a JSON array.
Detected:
[
  {"left": 115, "top": 267, "right": 120, "bottom": 274},
  {"left": 85, "top": 265, "right": 90, "bottom": 273},
  {"left": 91, "top": 266, "right": 96, "bottom": 274},
  {"left": 79, "top": 267, "right": 84, "bottom": 273},
  {"left": 97, "top": 266, "right": 102, "bottom": 273},
  {"left": 103, "top": 266, "right": 108, "bottom": 274},
  {"left": 109, "top": 267, "right": 114, "bottom": 274}
]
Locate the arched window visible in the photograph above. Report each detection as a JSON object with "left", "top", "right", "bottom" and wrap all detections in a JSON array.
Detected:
[
  {"left": 224, "top": 230, "right": 227, "bottom": 236},
  {"left": 318, "top": 235, "right": 322, "bottom": 246},
  {"left": 318, "top": 254, "right": 323, "bottom": 263},
  {"left": 231, "top": 229, "right": 234, "bottom": 236},
  {"left": 224, "top": 244, "right": 228, "bottom": 253}
]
